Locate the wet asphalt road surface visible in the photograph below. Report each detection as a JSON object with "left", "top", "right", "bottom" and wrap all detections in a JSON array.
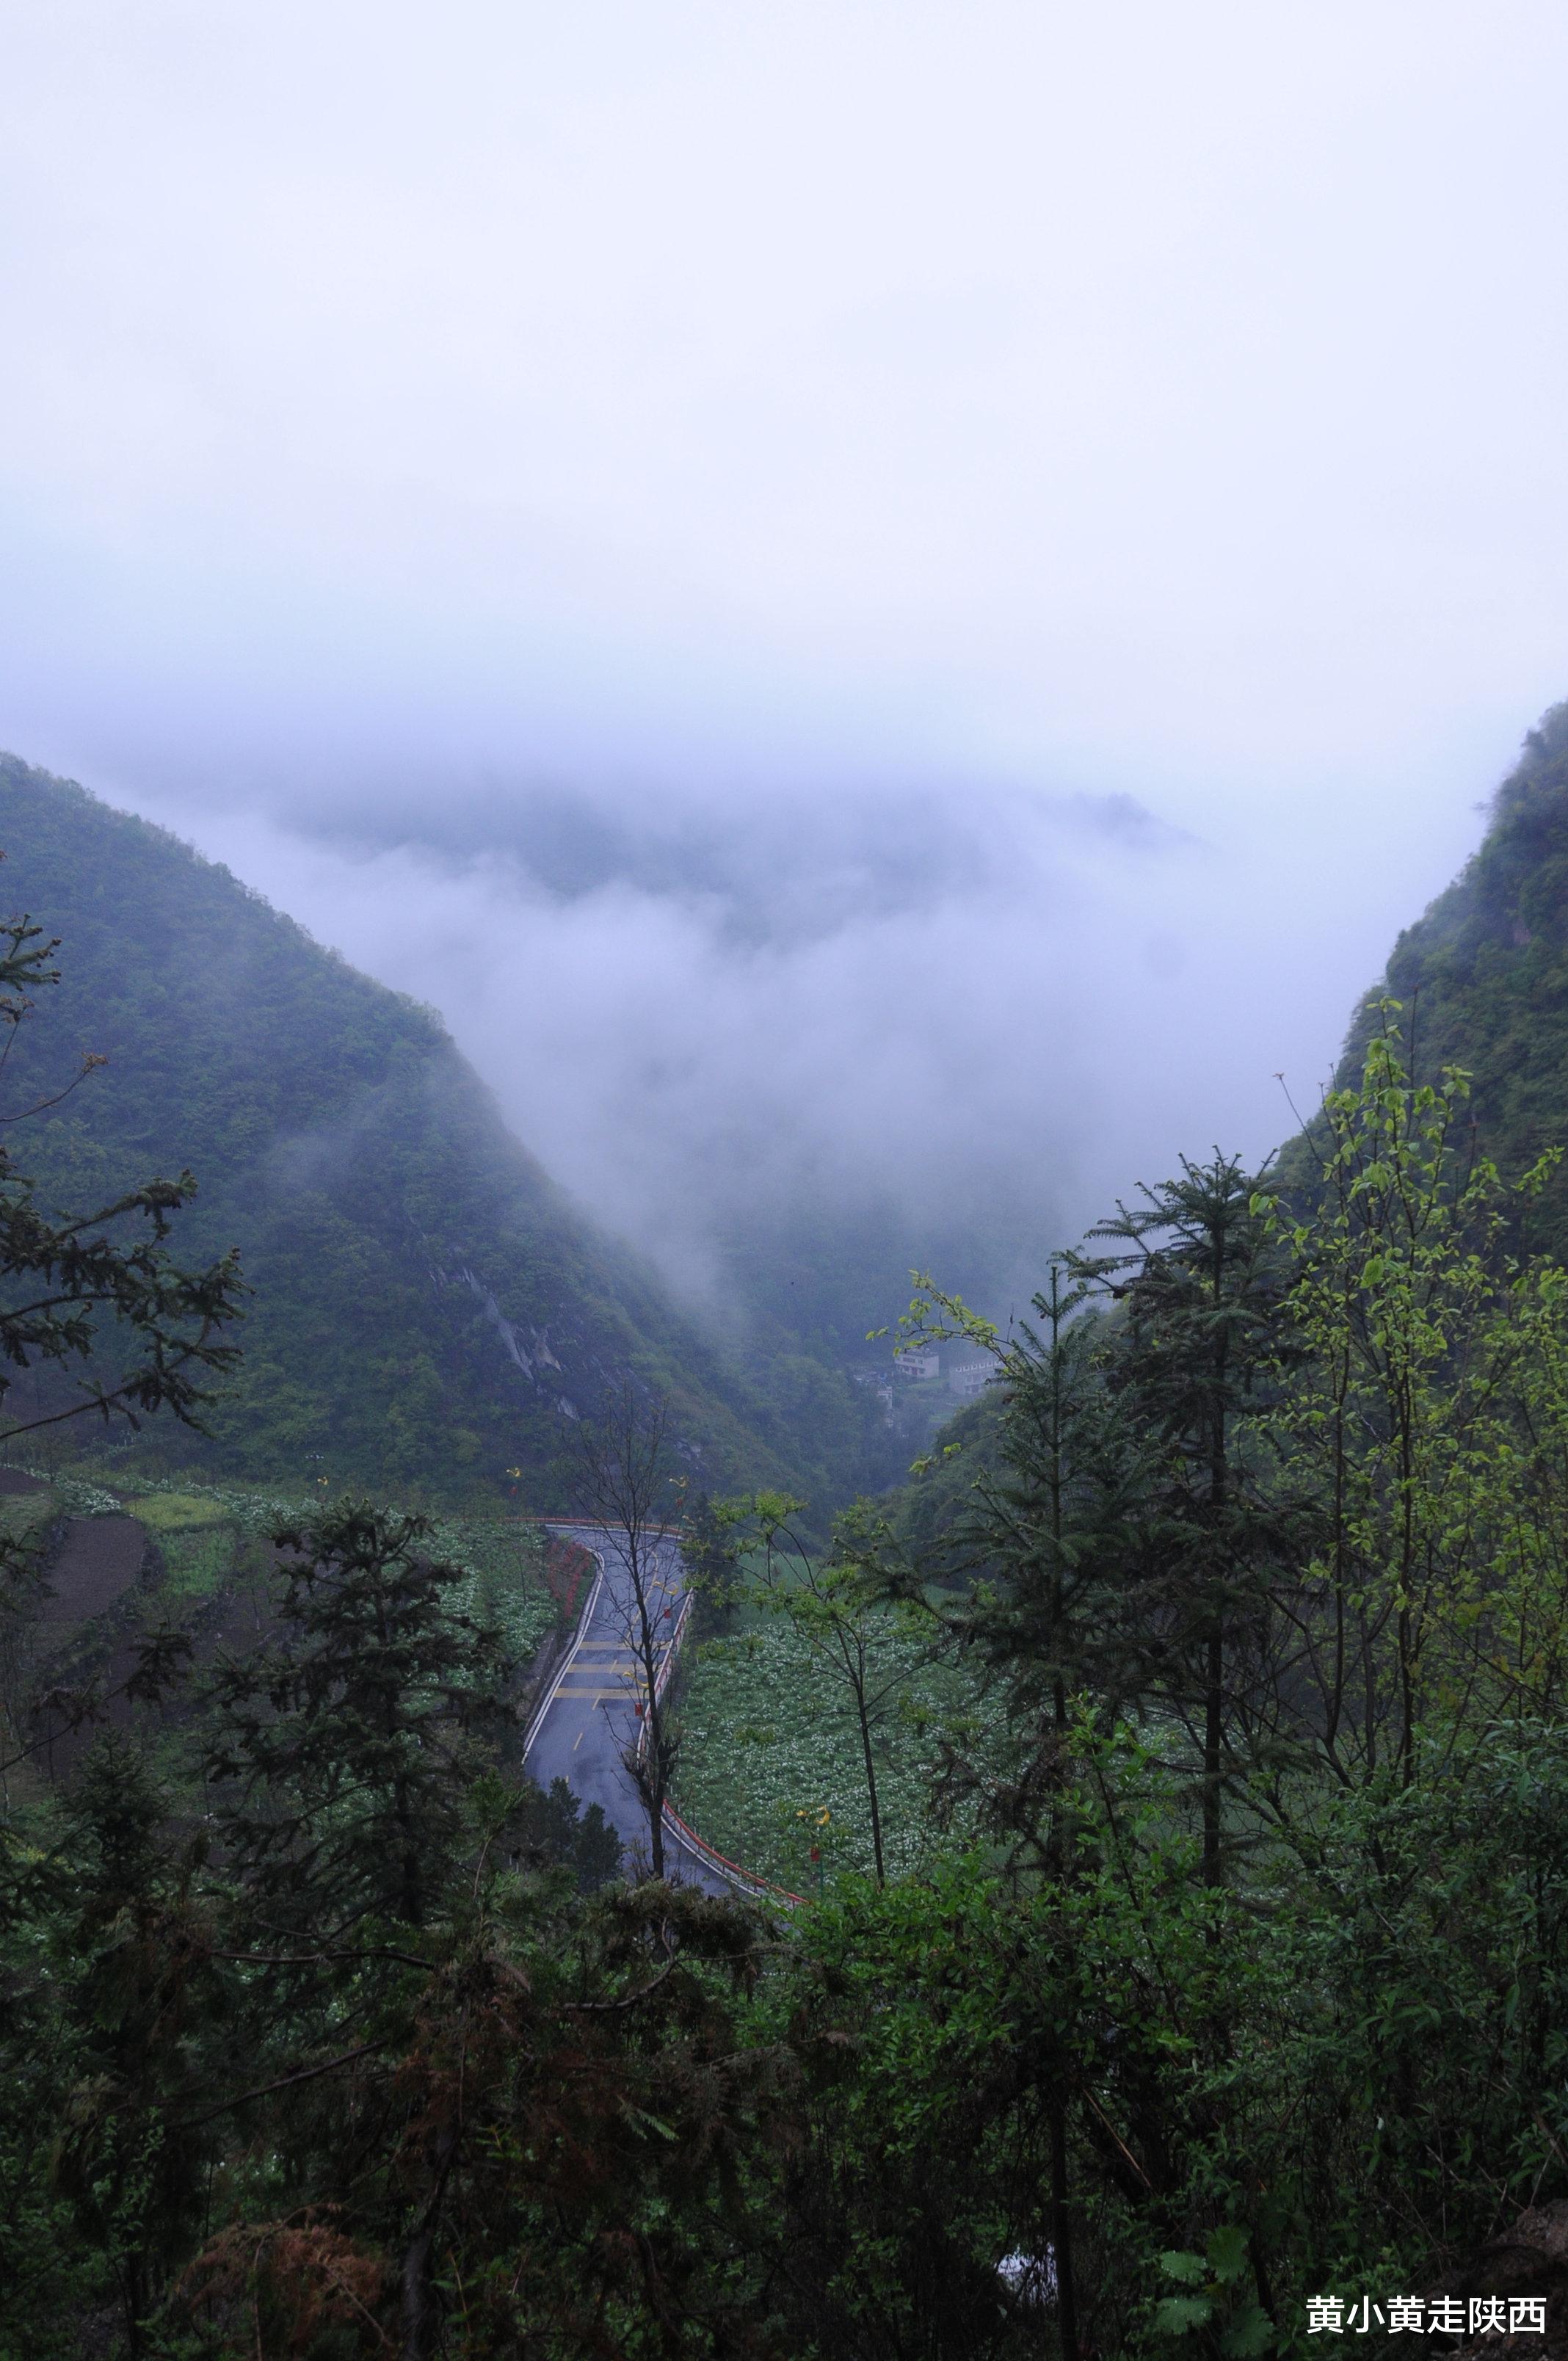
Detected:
[{"left": 523, "top": 1523, "right": 732, "bottom": 1894}]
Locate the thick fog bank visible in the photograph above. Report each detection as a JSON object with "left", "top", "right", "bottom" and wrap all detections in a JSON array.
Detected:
[{"left": 88, "top": 755, "right": 1472, "bottom": 1349}]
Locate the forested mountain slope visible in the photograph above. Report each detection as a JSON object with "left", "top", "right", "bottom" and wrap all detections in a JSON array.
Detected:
[
  {"left": 0, "top": 754, "right": 806, "bottom": 1506},
  {"left": 880, "top": 703, "right": 1568, "bottom": 1545},
  {"left": 1296, "top": 701, "right": 1568, "bottom": 1255}
]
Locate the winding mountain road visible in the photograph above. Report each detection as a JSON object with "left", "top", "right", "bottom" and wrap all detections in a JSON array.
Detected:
[{"left": 523, "top": 1522, "right": 742, "bottom": 1896}]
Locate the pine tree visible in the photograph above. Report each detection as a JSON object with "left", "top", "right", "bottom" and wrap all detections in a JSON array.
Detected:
[
  {"left": 0, "top": 911, "right": 242, "bottom": 1451},
  {"left": 204, "top": 1498, "right": 514, "bottom": 1939},
  {"left": 1071, "top": 1152, "right": 1285, "bottom": 1882},
  {"left": 46, "top": 1738, "right": 222, "bottom": 2356}
]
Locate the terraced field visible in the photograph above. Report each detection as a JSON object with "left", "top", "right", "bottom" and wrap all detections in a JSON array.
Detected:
[{"left": 1, "top": 1467, "right": 559, "bottom": 1791}]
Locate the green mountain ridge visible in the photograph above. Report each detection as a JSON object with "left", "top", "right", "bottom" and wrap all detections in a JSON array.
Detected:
[
  {"left": 1284, "top": 700, "right": 1568, "bottom": 1255},
  {"left": 0, "top": 753, "right": 821, "bottom": 1507}
]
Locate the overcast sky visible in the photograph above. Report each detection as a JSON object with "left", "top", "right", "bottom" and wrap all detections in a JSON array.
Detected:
[{"left": 2, "top": 1, "right": 1566, "bottom": 1313}]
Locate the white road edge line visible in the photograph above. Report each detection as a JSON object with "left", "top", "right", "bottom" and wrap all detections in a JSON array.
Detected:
[{"left": 523, "top": 1543, "right": 607, "bottom": 1758}]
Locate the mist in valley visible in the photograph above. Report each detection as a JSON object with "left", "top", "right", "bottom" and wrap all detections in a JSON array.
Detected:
[{"left": 3, "top": 0, "right": 1568, "bottom": 1364}]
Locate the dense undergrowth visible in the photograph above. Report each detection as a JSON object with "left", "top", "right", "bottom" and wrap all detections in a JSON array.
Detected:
[{"left": 8, "top": 1537, "right": 1568, "bottom": 2359}]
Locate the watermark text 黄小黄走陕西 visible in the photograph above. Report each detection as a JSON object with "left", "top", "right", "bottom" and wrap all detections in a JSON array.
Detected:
[{"left": 1307, "top": 2297, "right": 1546, "bottom": 2335}]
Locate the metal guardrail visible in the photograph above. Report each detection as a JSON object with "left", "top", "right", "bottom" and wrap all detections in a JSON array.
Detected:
[
  {"left": 521, "top": 1517, "right": 686, "bottom": 1538},
  {"left": 652, "top": 1589, "right": 692, "bottom": 1703},
  {"left": 660, "top": 1801, "right": 805, "bottom": 1907}
]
